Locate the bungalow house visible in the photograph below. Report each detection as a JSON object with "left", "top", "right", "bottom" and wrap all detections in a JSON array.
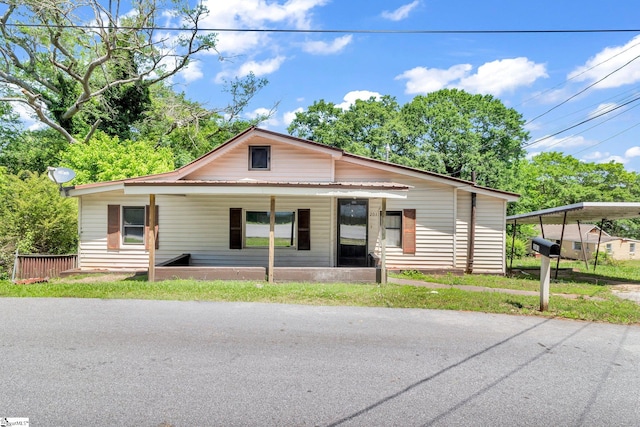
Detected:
[
  {"left": 64, "top": 127, "right": 518, "bottom": 282},
  {"left": 536, "top": 224, "right": 640, "bottom": 261}
]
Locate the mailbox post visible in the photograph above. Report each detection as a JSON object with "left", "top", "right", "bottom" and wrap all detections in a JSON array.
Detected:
[{"left": 531, "top": 237, "right": 561, "bottom": 311}]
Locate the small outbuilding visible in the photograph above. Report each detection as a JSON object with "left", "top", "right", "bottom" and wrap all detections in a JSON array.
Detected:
[{"left": 65, "top": 127, "right": 518, "bottom": 282}]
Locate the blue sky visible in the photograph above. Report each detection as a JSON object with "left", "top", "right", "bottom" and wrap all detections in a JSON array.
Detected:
[
  {"left": 164, "top": 0, "right": 640, "bottom": 171},
  {"left": 14, "top": 0, "right": 640, "bottom": 171}
]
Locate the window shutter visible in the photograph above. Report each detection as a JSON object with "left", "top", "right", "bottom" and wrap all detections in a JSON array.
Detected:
[
  {"left": 107, "top": 205, "right": 121, "bottom": 250},
  {"left": 229, "top": 208, "right": 242, "bottom": 249},
  {"left": 298, "top": 209, "right": 311, "bottom": 251},
  {"left": 145, "top": 205, "right": 160, "bottom": 250},
  {"left": 402, "top": 209, "right": 416, "bottom": 255}
]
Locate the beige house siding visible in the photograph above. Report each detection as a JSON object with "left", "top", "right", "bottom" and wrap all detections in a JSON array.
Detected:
[
  {"left": 78, "top": 192, "right": 151, "bottom": 269},
  {"left": 456, "top": 191, "right": 471, "bottom": 269},
  {"left": 183, "top": 136, "right": 334, "bottom": 182},
  {"left": 563, "top": 239, "right": 639, "bottom": 261},
  {"left": 79, "top": 193, "right": 334, "bottom": 269},
  {"left": 473, "top": 195, "right": 507, "bottom": 273}
]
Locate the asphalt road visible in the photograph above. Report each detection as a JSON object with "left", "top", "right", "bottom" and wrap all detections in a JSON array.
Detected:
[{"left": 1, "top": 298, "right": 639, "bottom": 426}]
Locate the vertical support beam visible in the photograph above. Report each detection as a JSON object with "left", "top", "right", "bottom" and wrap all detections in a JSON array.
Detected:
[
  {"left": 268, "top": 196, "right": 275, "bottom": 283},
  {"left": 577, "top": 220, "right": 589, "bottom": 269},
  {"left": 554, "top": 211, "right": 567, "bottom": 280},
  {"left": 148, "top": 194, "right": 156, "bottom": 282},
  {"left": 594, "top": 219, "right": 605, "bottom": 272},
  {"left": 380, "top": 198, "right": 387, "bottom": 285},
  {"left": 540, "top": 255, "right": 551, "bottom": 311},
  {"left": 509, "top": 220, "right": 517, "bottom": 274},
  {"left": 539, "top": 216, "right": 545, "bottom": 239},
  {"left": 466, "top": 192, "right": 477, "bottom": 274}
]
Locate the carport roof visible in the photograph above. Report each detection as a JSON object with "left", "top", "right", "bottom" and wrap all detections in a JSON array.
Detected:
[{"left": 507, "top": 202, "right": 640, "bottom": 224}]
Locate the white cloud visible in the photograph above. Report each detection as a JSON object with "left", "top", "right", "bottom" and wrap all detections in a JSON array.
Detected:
[
  {"left": 596, "top": 155, "right": 627, "bottom": 164},
  {"left": 457, "top": 58, "right": 548, "bottom": 96},
  {"left": 588, "top": 103, "right": 619, "bottom": 119},
  {"left": 396, "top": 58, "right": 547, "bottom": 96},
  {"left": 216, "top": 56, "right": 286, "bottom": 82},
  {"left": 381, "top": 1, "right": 420, "bottom": 21},
  {"left": 238, "top": 56, "right": 286, "bottom": 77},
  {"left": 247, "top": 107, "right": 280, "bottom": 128},
  {"left": 625, "top": 146, "right": 640, "bottom": 158},
  {"left": 302, "top": 35, "right": 353, "bottom": 55},
  {"left": 201, "top": 0, "right": 329, "bottom": 55},
  {"left": 395, "top": 64, "right": 472, "bottom": 94},
  {"left": 284, "top": 107, "right": 304, "bottom": 126},
  {"left": 335, "top": 90, "right": 382, "bottom": 110},
  {"left": 568, "top": 35, "right": 640, "bottom": 89},
  {"left": 179, "top": 62, "right": 204, "bottom": 83},
  {"left": 530, "top": 135, "right": 591, "bottom": 151}
]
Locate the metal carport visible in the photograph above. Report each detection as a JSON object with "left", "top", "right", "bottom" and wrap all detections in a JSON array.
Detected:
[{"left": 506, "top": 202, "right": 640, "bottom": 275}]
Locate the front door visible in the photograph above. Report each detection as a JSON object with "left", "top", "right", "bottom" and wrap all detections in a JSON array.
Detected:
[{"left": 337, "top": 199, "right": 368, "bottom": 267}]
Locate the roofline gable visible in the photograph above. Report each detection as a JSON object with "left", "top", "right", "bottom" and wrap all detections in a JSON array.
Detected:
[
  {"left": 173, "top": 127, "right": 344, "bottom": 180},
  {"left": 65, "top": 127, "right": 519, "bottom": 201}
]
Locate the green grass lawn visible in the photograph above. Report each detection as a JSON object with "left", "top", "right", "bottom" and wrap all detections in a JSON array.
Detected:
[{"left": 1, "top": 264, "right": 639, "bottom": 324}]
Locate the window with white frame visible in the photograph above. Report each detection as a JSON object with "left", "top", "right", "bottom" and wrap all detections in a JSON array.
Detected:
[
  {"left": 606, "top": 243, "right": 613, "bottom": 254},
  {"left": 383, "top": 211, "right": 402, "bottom": 247},
  {"left": 573, "top": 241, "right": 582, "bottom": 251},
  {"left": 123, "top": 206, "right": 145, "bottom": 245},
  {"left": 630, "top": 243, "right": 636, "bottom": 254}
]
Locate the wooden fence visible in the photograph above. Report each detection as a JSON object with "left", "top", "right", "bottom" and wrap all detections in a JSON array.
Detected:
[{"left": 13, "top": 254, "right": 78, "bottom": 280}]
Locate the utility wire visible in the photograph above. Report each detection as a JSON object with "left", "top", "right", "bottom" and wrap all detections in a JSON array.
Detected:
[
  {"left": 535, "top": 101, "right": 640, "bottom": 152},
  {"left": 526, "top": 54, "right": 640, "bottom": 125},
  {"left": 571, "top": 120, "right": 640, "bottom": 156},
  {"left": 518, "top": 39, "right": 640, "bottom": 109},
  {"left": 4, "top": 22, "right": 640, "bottom": 34},
  {"left": 524, "top": 94, "right": 640, "bottom": 148}
]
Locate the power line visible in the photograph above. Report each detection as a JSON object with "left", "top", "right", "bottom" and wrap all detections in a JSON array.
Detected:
[
  {"left": 4, "top": 22, "right": 640, "bottom": 34},
  {"left": 520, "top": 39, "right": 640, "bottom": 112},
  {"left": 526, "top": 53, "right": 640, "bottom": 125},
  {"left": 570, "top": 120, "right": 640, "bottom": 156},
  {"left": 524, "top": 94, "right": 640, "bottom": 148}
]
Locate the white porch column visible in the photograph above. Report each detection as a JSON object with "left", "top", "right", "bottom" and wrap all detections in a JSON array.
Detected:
[{"left": 268, "top": 195, "right": 275, "bottom": 283}]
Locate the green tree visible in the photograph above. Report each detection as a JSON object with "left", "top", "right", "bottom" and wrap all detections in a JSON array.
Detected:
[
  {"left": 288, "top": 90, "right": 529, "bottom": 191},
  {"left": 60, "top": 131, "right": 175, "bottom": 184},
  {"left": 0, "top": 168, "right": 78, "bottom": 278},
  {"left": 0, "top": 0, "right": 217, "bottom": 144},
  {"left": 0, "top": 128, "right": 68, "bottom": 175},
  {"left": 400, "top": 89, "right": 528, "bottom": 190}
]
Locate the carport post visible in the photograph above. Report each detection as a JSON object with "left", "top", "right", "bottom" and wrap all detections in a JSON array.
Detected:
[
  {"left": 554, "top": 211, "right": 567, "bottom": 280},
  {"left": 593, "top": 219, "right": 605, "bottom": 272},
  {"left": 577, "top": 220, "right": 589, "bottom": 270}
]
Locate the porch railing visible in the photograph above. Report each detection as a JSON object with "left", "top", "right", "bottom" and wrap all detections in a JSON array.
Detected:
[{"left": 13, "top": 254, "right": 78, "bottom": 280}]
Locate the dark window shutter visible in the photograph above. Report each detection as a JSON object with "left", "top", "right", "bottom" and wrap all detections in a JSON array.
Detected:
[
  {"left": 298, "top": 209, "right": 311, "bottom": 251},
  {"left": 230, "top": 208, "right": 242, "bottom": 249},
  {"left": 107, "top": 205, "right": 121, "bottom": 250},
  {"left": 145, "top": 205, "right": 160, "bottom": 250},
  {"left": 402, "top": 209, "right": 416, "bottom": 255}
]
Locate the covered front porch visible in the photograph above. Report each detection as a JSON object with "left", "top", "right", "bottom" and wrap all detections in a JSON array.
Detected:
[{"left": 130, "top": 181, "right": 409, "bottom": 284}]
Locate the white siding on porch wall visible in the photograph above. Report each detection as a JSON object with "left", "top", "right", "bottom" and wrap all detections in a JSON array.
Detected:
[
  {"left": 78, "top": 192, "right": 151, "bottom": 269},
  {"left": 337, "top": 160, "right": 506, "bottom": 273},
  {"left": 78, "top": 192, "right": 333, "bottom": 269},
  {"left": 340, "top": 166, "right": 457, "bottom": 269},
  {"left": 473, "top": 194, "right": 507, "bottom": 273}
]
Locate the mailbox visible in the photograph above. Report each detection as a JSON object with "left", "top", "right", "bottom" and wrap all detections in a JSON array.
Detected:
[{"left": 531, "top": 237, "right": 560, "bottom": 258}]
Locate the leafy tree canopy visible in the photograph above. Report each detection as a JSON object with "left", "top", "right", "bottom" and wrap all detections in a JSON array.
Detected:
[
  {"left": 288, "top": 89, "right": 528, "bottom": 191},
  {"left": 0, "top": 0, "right": 218, "bottom": 144},
  {"left": 0, "top": 168, "right": 78, "bottom": 277},
  {"left": 60, "top": 131, "right": 174, "bottom": 184}
]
